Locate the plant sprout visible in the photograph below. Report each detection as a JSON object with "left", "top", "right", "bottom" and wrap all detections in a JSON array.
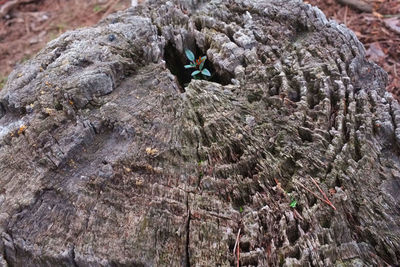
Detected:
[
  {"left": 289, "top": 199, "right": 297, "bottom": 208},
  {"left": 184, "top": 49, "right": 211, "bottom": 79}
]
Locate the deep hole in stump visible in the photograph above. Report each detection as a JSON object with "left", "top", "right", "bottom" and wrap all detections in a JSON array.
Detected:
[
  {"left": 164, "top": 42, "right": 189, "bottom": 92},
  {"left": 286, "top": 223, "right": 300, "bottom": 244},
  {"left": 163, "top": 40, "right": 233, "bottom": 90}
]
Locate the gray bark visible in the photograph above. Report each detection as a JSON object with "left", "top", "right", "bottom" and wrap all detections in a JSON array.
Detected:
[{"left": 0, "top": 0, "right": 399, "bottom": 266}]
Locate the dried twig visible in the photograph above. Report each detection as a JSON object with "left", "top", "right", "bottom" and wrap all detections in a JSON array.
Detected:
[
  {"left": 236, "top": 241, "right": 240, "bottom": 267},
  {"left": 294, "top": 178, "right": 336, "bottom": 210},
  {"left": 274, "top": 177, "right": 284, "bottom": 192},
  {"left": 294, "top": 181, "right": 330, "bottom": 205},
  {"left": 309, "top": 176, "right": 336, "bottom": 209},
  {"left": 383, "top": 14, "right": 400, "bottom": 19},
  {"left": 233, "top": 228, "right": 240, "bottom": 253},
  {"left": 336, "top": 0, "right": 372, "bottom": 13},
  {"left": 293, "top": 209, "right": 304, "bottom": 221},
  {"left": 0, "top": 0, "right": 36, "bottom": 18},
  {"left": 233, "top": 228, "right": 241, "bottom": 267}
]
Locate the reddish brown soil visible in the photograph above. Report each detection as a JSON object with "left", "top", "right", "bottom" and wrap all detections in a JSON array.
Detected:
[
  {"left": 0, "top": 0, "right": 399, "bottom": 99},
  {"left": 0, "top": 0, "right": 131, "bottom": 88}
]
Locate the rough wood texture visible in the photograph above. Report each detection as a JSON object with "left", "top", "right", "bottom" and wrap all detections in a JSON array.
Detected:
[{"left": 0, "top": 0, "right": 399, "bottom": 266}]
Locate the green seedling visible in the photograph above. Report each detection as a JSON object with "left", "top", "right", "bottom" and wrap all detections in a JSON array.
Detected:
[
  {"left": 289, "top": 199, "right": 297, "bottom": 208},
  {"left": 184, "top": 49, "right": 211, "bottom": 79}
]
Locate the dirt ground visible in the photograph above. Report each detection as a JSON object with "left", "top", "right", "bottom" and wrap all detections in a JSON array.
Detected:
[
  {"left": 0, "top": 0, "right": 399, "bottom": 100},
  {"left": 0, "top": 0, "right": 131, "bottom": 88}
]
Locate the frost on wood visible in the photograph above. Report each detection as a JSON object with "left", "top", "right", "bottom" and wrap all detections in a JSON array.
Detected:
[{"left": 0, "top": 0, "right": 399, "bottom": 266}]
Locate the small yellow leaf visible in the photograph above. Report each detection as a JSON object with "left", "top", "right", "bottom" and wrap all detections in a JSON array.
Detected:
[
  {"left": 145, "top": 147, "right": 158, "bottom": 156},
  {"left": 18, "top": 125, "right": 27, "bottom": 135},
  {"left": 44, "top": 108, "right": 55, "bottom": 115},
  {"left": 373, "top": 11, "right": 383, "bottom": 19}
]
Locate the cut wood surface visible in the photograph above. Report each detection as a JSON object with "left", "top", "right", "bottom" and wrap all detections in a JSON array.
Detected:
[{"left": 0, "top": 0, "right": 399, "bottom": 266}]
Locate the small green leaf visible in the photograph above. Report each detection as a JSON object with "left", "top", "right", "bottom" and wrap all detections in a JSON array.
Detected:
[
  {"left": 239, "top": 206, "right": 243, "bottom": 213},
  {"left": 184, "top": 65, "right": 194, "bottom": 69},
  {"left": 199, "top": 60, "right": 205, "bottom": 71},
  {"left": 191, "top": 70, "right": 201, "bottom": 76},
  {"left": 201, "top": 68, "right": 211, "bottom": 76},
  {"left": 290, "top": 200, "right": 297, "bottom": 208},
  {"left": 185, "top": 49, "right": 195, "bottom": 61}
]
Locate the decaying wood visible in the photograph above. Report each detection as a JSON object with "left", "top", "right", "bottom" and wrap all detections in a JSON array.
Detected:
[{"left": 0, "top": 0, "right": 399, "bottom": 266}]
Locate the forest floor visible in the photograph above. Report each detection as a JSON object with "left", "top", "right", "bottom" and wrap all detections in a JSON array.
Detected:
[
  {"left": 0, "top": 0, "right": 399, "bottom": 99},
  {"left": 0, "top": 0, "right": 131, "bottom": 88}
]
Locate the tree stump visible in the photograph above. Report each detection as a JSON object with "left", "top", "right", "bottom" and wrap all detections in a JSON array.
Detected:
[{"left": 0, "top": 0, "right": 399, "bottom": 266}]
